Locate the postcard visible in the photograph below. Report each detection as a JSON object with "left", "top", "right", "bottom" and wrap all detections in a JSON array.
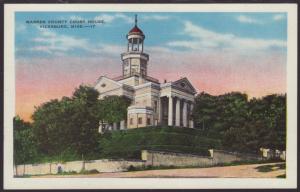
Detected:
[{"left": 3, "top": 3, "right": 298, "bottom": 189}]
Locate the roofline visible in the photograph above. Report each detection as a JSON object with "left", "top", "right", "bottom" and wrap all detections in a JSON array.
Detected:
[
  {"left": 94, "top": 76, "right": 123, "bottom": 87},
  {"left": 134, "top": 82, "right": 160, "bottom": 90},
  {"left": 172, "top": 77, "right": 197, "bottom": 93}
]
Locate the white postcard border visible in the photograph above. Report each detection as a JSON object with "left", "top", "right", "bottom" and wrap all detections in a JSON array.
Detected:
[{"left": 4, "top": 3, "right": 298, "bottom": 189}]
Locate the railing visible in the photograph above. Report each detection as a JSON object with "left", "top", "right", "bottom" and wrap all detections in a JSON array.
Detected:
[
  {"left": 145, "top": 75, "right": 159, "bottom": 83},
  {"left": 112, "top": 74, "right": 160, "bottom": 83},
  {"left": 112, "top": 75, "right": 124, "bottom": 81}
]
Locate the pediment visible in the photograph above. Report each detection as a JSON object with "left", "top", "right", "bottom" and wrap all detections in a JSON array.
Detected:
[
  {"left": 94, "top": 76, "right": 123, "bottom": 94},
  {"left": 172, "top": 77, "right": 197, "bottom": 94}
]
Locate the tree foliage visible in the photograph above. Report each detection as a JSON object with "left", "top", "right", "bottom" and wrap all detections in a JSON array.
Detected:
[
  {"left": 13, "top": 116, "right": 38, "bottom": 164},
  {"left": 30, "top": 85, "right": 130, "bottom": 161},
  {"left": 193, "top": 92, "right": 286, "bottom": 153},
  {"left": 97, "top": 95, "right": 131, "bottom": 124}
]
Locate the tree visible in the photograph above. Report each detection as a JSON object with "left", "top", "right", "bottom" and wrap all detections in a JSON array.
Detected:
[
  {"left": 193, "top": 92, "right": 286, "bottom": 153},
  {"left": 248, "top": 94, "right": 286, "bottom": 150},
  {"left": 32, "top": 99, "right": 71, "bottom": 156},
  {"left": 13, "top": 116, "right": 38, "bottom": 166},
  {"left": 69, "top": 85, "right": 101, "bottom": 158},
  {"left": 31, "top": 85, "right": 102, "bottom": 159},
  {"left": 193, "top": 92, "right": 217, "bottom": 132},
  {"left": 98, "top": 95, "right": 131, "bottom": 124}
]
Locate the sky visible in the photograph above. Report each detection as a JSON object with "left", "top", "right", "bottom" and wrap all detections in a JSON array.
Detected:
[{"left": 15, "top": 12, "right": 287, "bottom": 121}]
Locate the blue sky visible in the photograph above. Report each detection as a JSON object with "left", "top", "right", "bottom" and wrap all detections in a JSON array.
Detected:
[{"left": 15, "top": 12, "right": 287, "bottom": 58}]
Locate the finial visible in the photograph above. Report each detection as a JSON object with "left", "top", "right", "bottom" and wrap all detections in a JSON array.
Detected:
[{"left": 135, "top": 14, "right": 137, "bottom": 26}]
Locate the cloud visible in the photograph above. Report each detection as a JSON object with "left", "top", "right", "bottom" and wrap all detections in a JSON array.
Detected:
[
  {"left": 148, "top": 46, "right": 286, "bottom": 97},
  {"left": 167, "top": 21, "right": 286, "bottom": 51},
  {"left": 36, "top": 27, "right": 57, "bottom": 37},
  {"left": 96, "top": 44, "right": 124, "bottom": 55},
  {"left": 148, "top": 46, "right": 172, "bottom": 54},
  {"left": 236, "top": 15, "right": 262, "bottom": 24},
  {"left": 16, "top": 23, "right": 27, "bottom": 32},
  {"left": 142, "top": 15, "right": 170, "bottom": 21},
  {"left": 70, "top": 15, "right": 85, "bottom": 21},
  {"left": 32, "top": 28, "right": 90, "bottom": 54},
  {"left": 94, "top": 13, "right": 132, "bottom": 24},
  {"left": 27, "top": 26, "right": 128, "bottom": 58},
  {"left": 273, "top": 14, "right": 285, "bottom": 21}
]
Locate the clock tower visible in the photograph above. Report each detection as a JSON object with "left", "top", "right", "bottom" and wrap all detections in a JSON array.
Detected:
[{"left": 121, "top": 15, "right": 149, "bottom": 78}]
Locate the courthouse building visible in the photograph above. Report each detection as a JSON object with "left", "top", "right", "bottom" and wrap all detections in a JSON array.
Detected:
[{"left": 95, "top": 16, "right": 197, "bottom": 132}]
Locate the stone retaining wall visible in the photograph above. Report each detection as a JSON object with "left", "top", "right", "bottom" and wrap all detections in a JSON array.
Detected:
[
  {"left": 211, "top": 150, "right": 262, "bottom": 165},
  {"left": 14, "top": 149, "right": 262, "bottom": 176},
  {"left": 14, "top": 159, "right": 145, "bottom": 176},
  {"left": 141, "top": 149, "right": 262, "bottom": 167},
  {"left": 141, "top": 150, "right": 213, "bottom": 167}
]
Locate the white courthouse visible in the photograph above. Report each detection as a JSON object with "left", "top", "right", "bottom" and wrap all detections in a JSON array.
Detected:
[{"left": 95, "top": 16, "right": 197, "bottom": 132}]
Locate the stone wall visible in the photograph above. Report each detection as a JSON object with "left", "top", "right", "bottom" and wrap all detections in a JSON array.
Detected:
[
  {"left": 14, "top": 163, "right": 53, "bottom": 176},
  {"left": 211, "top": 150, "right": 261, "bottom": 165},
  {"left": 141, "top": 149, "right": 262, "bottom": 167},
  {"left": 141, "top": 150, "right": 213, "bottom": 167},
  {"left": 84, "top": 159, "right": 145, "bottom": 173},
  {"left": 14, "top": 149, "right": 263, "bottom": 176},
  {"left": 14, "top": 159, "right": 145, "bottom": 176}
]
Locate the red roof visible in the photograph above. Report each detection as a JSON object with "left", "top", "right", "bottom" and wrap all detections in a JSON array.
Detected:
[{"left": 128, "top": 26, "right": 144, "bottom": 35}]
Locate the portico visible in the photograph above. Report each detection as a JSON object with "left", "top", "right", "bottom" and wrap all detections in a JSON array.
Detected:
[{"left": 160, "top": 94, "right": 194, "bottom": 128}]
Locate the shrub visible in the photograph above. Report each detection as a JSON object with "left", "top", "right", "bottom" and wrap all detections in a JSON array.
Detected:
[{"left": 127, "top": 165, "right": 136, "bottom": 171}]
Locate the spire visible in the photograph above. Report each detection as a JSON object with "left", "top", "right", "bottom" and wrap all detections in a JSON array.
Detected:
[{"left": 135, "top": 14, "right": 137, "bottom": 26}]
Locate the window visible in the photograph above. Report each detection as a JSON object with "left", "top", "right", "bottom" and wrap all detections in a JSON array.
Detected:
[
  {"left": 147, "top": 118, "right": 151, "bottom": 125},
  {"left": 101, "top": 83, "right": 106, "bottom": 87},
  {"left": 123, "top": 60, "right": 129, "bottom": 67},
  {"left": 138, "top": 117, "right": 143, "bottom": 124},
  {"left": 141, "top": 68, "right": 146, "bottom": 76},
  {"left": 130, "top": 118, "right": 133, "bottom": 125}
]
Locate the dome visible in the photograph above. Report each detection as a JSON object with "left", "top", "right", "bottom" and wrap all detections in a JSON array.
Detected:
[
  {"left": 128, "top": 25, "right": 144, "bottom": 35},
  {"left": 127, "top": 15, "right": 144, "bottom": 36}
]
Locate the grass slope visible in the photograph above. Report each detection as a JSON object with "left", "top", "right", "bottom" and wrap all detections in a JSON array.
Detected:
[{"left": 99, "top": 126, "right": 221, "bottom": 159}]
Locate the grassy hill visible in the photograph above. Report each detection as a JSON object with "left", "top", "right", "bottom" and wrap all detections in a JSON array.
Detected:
[{"left": 98, "top": 126, "right": 221, "bottom": 159}]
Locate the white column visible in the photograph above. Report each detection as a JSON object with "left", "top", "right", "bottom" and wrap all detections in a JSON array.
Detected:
[
  {"left": 113, "top": 122, "right": 117, "bottom": 130},
  {"left": 189, "top": 103, "right": 194, "bottom": 128},
  {"left": 158, "top": 98, "right": 162, "bottom": 125},
  {"left": 182, "top": 101, "right": 187, "bottom": 127},
  {"left": 120, "top": 120, "right": 125, "bottom": 130},
  {"left": 175, "top": 98, "right": 181, "bottom": 126},
  {"left": 168, "top": 96, "right": 173, "bottom": 126}
]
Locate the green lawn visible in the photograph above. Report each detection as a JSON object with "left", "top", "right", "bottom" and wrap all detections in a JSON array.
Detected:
[{"left": 99, "top": 126, "right": 221, "bottom": 159}]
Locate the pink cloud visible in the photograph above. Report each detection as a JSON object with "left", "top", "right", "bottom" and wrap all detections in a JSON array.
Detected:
[
  {"left": 16, "top": 56, "right": 121, "bottom": 121},
  {"left": 149, "top": 49, "right": 286, "bottom": 98}
]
